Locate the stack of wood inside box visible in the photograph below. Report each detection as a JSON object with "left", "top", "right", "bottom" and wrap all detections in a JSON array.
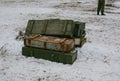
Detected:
[{"left": 24, "top": 35, "right": 74, "bottom": 52}]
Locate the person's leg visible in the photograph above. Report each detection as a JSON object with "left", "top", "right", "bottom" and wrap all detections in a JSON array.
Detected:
[
  {"left": 97, "top": 2, "right": 101, "bottom": 15},
  {"left": 101, "top": 5, "right": 105, "bottom": 15},
  {"left": 101, "top": 0, "right": 105, "bottom": 15}
]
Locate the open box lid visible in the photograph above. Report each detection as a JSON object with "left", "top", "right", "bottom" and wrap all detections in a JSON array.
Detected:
[{"left": 25, "top": 19, "right": 85, "bottom": 38}]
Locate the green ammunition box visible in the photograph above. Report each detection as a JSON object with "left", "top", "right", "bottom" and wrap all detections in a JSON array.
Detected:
[
  {"left": 25, "top": 19, "right": 86, "bottom": 38},
  {"left": 22, "top": 46, "right": 77, "bottom": 64},
  {"left": 25, "top": 19, "right": 86, "bottom": 47}
]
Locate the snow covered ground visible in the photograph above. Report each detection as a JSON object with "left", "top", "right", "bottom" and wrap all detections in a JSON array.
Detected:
[{"left": 0, "top": 0, "right": 120, "bottom": 81}]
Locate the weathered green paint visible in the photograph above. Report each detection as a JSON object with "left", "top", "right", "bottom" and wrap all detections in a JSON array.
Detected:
[
  {"left": 22, "top": 46, "right": 77, "bottom": 64},
  {"left": 25, "top": 19, "right": 86, "bottom": 38}
]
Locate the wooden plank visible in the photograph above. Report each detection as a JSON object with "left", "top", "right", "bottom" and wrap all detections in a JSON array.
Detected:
[{"left": 25, "top": 35, "right": 74, "bottom": 52}]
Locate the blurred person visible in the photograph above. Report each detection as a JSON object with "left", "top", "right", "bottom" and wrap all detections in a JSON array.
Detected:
[{"left": 97, "top": 0, "right": 105, "bottom": 15}]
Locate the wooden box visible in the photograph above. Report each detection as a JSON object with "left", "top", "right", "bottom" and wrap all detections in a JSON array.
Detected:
[{"left": 24, "top": 35, "right": 74, "bottom": 52}]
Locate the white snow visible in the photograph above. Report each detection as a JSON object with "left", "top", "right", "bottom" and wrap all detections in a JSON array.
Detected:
[
  {"left": 0, "top": 0, "right": 120, "bottom": 81},
  {"left": 113, "top": 1, "right": 120, "bottom": 7}
]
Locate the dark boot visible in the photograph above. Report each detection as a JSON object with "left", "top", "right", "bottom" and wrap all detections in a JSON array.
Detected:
[
  {"left": 97, "top": 13, "right": 99, "bottom": 15},
  {"left": 101, "top": 12, "right": 105, "bottom": 15},
  {"left": 101, "top": 13, "right": 105, "bottom": 15}
]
